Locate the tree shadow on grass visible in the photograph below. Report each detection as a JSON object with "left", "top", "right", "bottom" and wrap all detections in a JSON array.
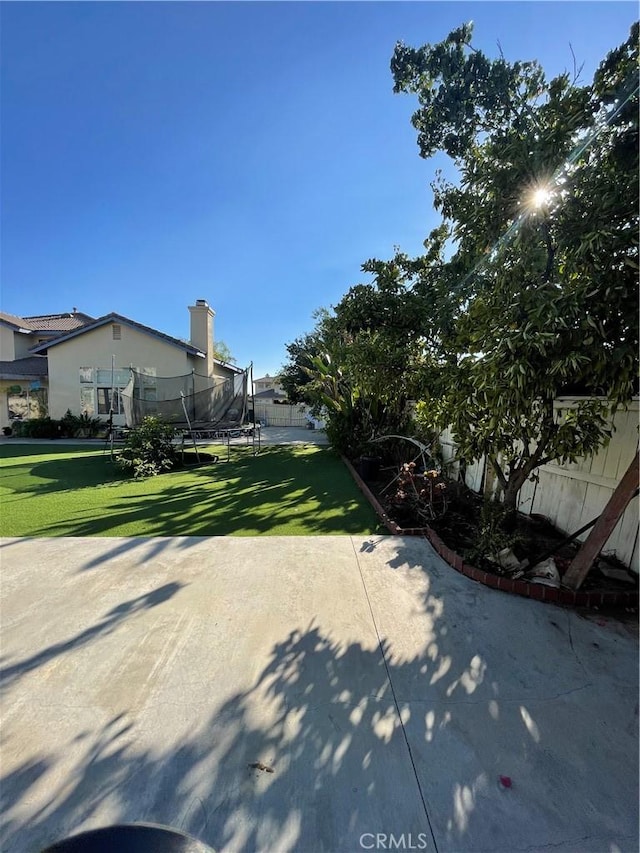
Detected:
[
  {"left": 1, "top": 537, "right": 637, "bottom": 852},
  {"left": 9, "top": 447, "right": 382, "bottom": 537},
  {"left": 0, "top": 446, "right": 123, "bottom": 494}
]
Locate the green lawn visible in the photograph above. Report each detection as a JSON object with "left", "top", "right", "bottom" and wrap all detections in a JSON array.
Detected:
[{"left": 0, "top": 443, "right": 383, "bottom": 537}]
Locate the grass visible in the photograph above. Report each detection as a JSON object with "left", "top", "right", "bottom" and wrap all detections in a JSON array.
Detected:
[{"left": 0, "top": 443, "right": 384, "bottom": 537}]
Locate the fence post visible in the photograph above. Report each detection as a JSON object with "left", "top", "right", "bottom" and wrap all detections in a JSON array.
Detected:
[{"left": 563, "top": 451, "right": 639, "bottom": 590}]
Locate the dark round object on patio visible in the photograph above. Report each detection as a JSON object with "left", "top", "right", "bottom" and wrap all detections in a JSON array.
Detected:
[{"left": 41, "top": 823, "right": 215, "bottom": 853}]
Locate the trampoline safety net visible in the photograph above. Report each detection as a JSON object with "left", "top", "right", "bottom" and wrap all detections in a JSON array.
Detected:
[{"left": 121, "top": 368, "right": 249, "bottom": 429}]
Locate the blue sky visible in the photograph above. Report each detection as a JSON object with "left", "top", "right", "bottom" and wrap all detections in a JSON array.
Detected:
[{"left": 2, "top": 2, "right": 637, "bottom": 378}]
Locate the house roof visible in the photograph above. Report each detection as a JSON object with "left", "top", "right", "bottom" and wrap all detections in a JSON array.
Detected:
[
  {"left": 215, "top": 359, "right": 244, "bottom": 375},
  {"left": 23, "top": 312, "right": 95, "bottom": 331},
  {"left": 254, "top": 375, "right": 282, "bottom": 384},
  {"left": 253, "top": 389, "right": 288, "bottom": 400},
  {"left": 0, "top": 312, "right": 33, "bottom": 333},
  {"left": 0, "top": 311, "right": 94, "bottom": 333},
  {"left": 31, "top": 313, "right": 206, "bottom": 358},
  {"left": 0, "top": 356, "right": 49, "bottom": 380}
]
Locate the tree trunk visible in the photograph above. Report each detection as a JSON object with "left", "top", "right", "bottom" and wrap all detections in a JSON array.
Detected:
[
  {"left": 503, "top": 480, "right": 521, "bottom": 512},
  {"left": 501, "top": 467, "right": 532, "bottom": 530},
  {"left": 501, "top": 480, "right": 521, "bottom": 531}
]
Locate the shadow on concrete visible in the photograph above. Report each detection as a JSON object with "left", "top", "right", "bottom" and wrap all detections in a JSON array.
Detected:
[
  {"left": 1, "top": 538, "right": 637, "bottom": 852},
  {"left": 0, "top": 583, "right": 185, "bottom": 688}
]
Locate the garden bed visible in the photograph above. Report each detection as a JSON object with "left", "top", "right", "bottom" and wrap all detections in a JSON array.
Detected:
[{"left": 345, "top": 455, "right": 638, "bottom": 609}]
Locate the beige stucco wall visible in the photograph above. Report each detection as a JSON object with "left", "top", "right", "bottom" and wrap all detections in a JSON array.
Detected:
[
  {"left": 46, "top": 323, "right": 205, "bottom": 423},
  {"left": 0, "top": 327, "right": 16, "bottom": 361},
  {"left": 14, "top": 332, "right": 37, "bottom": 360}
]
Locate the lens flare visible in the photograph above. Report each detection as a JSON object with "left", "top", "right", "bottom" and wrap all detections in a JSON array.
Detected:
[{"left": 531, "top": 187, "right": 552, "bottom": 208}]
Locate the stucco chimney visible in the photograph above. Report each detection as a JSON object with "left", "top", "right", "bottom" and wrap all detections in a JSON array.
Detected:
[{"left": 188, "top": 299, "right": 215, "bottom": 376}]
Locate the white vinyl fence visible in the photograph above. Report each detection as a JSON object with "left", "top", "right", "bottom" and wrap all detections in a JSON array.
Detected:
[
  {"left": 439, "top": 397, "right": 639, "bottom": 571},
  {"left": 252, "top": 401, "right": 310, "bottom": 428}
]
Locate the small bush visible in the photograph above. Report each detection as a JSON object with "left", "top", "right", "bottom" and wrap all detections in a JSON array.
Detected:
[
  {"left": 59, "top": 410, "right": 78, "bottom": 438},
  {"left": 60, "top": 409, "right": 104, "bottom": 438},
  {"left": 19, "top": 417, "right": 61, "bottom": 439},
  {"left": 463, "top": 499, "right": 520, "bottom": 567},
  {"left": 117, "top": 417, "right": 177, "bottom": 479},
  {"left": 76, "top": 412, "right": 104, "bottom": 437}
]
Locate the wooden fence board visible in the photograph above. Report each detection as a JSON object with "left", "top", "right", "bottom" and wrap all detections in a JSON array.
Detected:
[{"left": 440, "top": 397, "right": 639, "bottom": 570}]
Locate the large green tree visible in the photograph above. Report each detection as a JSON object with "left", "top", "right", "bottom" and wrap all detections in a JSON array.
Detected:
[{"left": 391, "top": 22, "right": 639, "bottom": 511}]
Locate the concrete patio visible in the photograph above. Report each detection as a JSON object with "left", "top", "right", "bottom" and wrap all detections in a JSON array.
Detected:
[{"left": 0, "top": 534, "right": 637, "bottom": 852}]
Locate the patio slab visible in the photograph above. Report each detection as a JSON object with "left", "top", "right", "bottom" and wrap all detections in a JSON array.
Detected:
[{"left": 0, "top": 535, "right": 637, "bottom": 853}]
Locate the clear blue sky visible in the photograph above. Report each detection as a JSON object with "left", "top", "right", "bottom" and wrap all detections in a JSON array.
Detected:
[{"left": 2, "top": 2, "right": 637, "bottom": 378}]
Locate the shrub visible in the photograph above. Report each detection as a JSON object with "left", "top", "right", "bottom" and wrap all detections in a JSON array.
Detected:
[
  {"left": 59, "top": 409, "right": 78, "bottom": 438},
  {"left": 117, "top": 417, "right": 177, "bottom": 479},
  {"left": 76, "top": 412, "right": 104, "bottom": 437},
  {"left": 19, "top": 417, "right": 61, "bottom": 439},
  {"left": 60, "top": 409, "right": 104, "bottom": 438},
  {"left": 463, "top": 500, "right": 520, "bottom": 567}
]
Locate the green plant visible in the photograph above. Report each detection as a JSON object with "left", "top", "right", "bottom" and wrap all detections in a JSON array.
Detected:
[
  {"left": 463, "top": 500, "right": 520, "bottom": 569},
  {"left": 59, "top": 409, "right": 104, "bottom": 438},
  {"left": 18, "top": 417, "right": 61, "bottom": 439},
  {"left": 76, "top": 412, "right": 104, "bottom": 438},
  {"left": 59, "top": 410, "right": 78, "bottom": 438},
  {"left": 391, "top": 22, "right": 638, "bottom": 514},
  {"left": 117, "top": 417, "right": 178, "bottom": 479}
]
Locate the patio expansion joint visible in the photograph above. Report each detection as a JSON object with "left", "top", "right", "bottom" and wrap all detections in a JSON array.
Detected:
[{"left": 350, "top": 537, "right": 440, "bottom": 853}]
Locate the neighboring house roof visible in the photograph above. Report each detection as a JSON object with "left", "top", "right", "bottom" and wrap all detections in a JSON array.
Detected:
[
  {"left": 254, "top": 375, "right": 282, "bottom": 384},
  {"left": 0, "top": 356, "right": 49, "bottom": 380},
  {"left": 253, "top": 389, "right": 288, "bottom": 400},
  {"left": 0, "top": 310, "right": 94, "bottom": 333},
  {"left": 31, "top": 313, "right": 206, "bottom": 358}
]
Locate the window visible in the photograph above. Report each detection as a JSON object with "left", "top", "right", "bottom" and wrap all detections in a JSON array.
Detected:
[
  {"left": 80, "top": 387, "right": 95, "bottom": 415},
  {"left": 96, "top": 369, "right": 131, "bottom": 386},
  {"left": 7, "top": 389, "right": 47, "bottom": 420},
  {"left": 97, "top": 387, "right": 123, "bottom": 415},
  {"left": 79, "top": 367, "right": 132, "bottom": 418}
]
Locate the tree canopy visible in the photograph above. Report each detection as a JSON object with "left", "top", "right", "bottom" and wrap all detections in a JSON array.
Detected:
[
  {"left": 212, "top": 340, "right": 237, "bottom": 365},
  {"left": 283, "top": 22, "right": 638, "bottom": 509}
]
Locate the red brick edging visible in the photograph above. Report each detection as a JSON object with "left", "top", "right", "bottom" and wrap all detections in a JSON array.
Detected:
[{"left": 343, "top": 455, "right": 638, "bottom": 610}]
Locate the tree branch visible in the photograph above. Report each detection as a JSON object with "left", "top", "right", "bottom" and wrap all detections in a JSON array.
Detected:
[
  {"left": 489, "top": 455, "right": 507, "bottom": 490},
  {"left": 542, "top": 219, "right": 556, "bottom": 282}
]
